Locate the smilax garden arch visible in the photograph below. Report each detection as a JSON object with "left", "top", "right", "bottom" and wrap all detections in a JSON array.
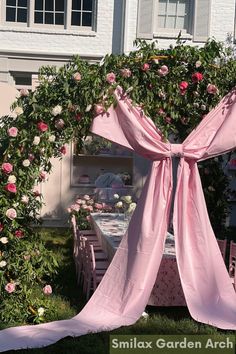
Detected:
[{"left": 0, "top": 39, "right": 236, "bottom": 351}]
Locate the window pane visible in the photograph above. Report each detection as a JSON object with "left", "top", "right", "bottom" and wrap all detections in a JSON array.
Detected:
[
  {"left": 45, "top": 11, "right": 54, "bottom": 23},
  {"left": 167, "top": 0, "right": 177, "bottom": 16},
  {"left": 72, "top": 0, "right": 81, "bottom": 11},
  {"left": 34, "top": 11, "right": 43, "bottom": 23},
  {"left": 55, "top": 0, "right": 64, "bottom": 11},
  {"left": 18, "top": 0, "right": 27, "bottom": 7},
  {"left": 83, "top": 0, "right": 92, "bottom": 11},
  {"left": 71, "top": 11, "right": 81, "bottom": 25},
  {"left": 158, "top": 0, "right": 167, "bottom": 15},
  {"left": 17, "top": 8, "right": 27, "bottom": 22},
  {"left": 178, "top": 0, "right": 188, "bottom": 16},
  {"left": 55, "top": 12, "right": 64, "bottom": 24},
  {"left": 82, "top": 12, "right": 92, "bottom": 26},
  {"left": 176, "top": 16, "right": 185, "bottom": 29},
  {"left": 35, "top": 0, "right": 43, "bottom": 10},
  {"left": 158, "top": 15, "right": 166, "bottom": 28},
  {"left": 45, "top": 0, "right": 54, "bottom": 11},
  {"left": 166, "top": 15, "right": 175, "bottom": 28},
  {"left": 6, "top": 7, "right": 16, "bottom": 21},
  {"left": 7, "top": 0, "right": 16, "bottom": 6}
]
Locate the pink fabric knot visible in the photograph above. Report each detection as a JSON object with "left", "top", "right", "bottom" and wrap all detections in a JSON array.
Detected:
[{"left": 170, "top": 144, "right": 184, "bottom": 157}]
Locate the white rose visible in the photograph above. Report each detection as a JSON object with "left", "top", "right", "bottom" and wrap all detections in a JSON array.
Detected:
[
  {"left": 0, "top": 237, "right": 8, "bottom": 244},
  {"left": 195, "top": 60, "right": 202, "bottom": 68},
  {"left": 14, "top": 106, "right": 23, "bottom": 116},
  {"left": 115, "top": 201, "right": 123, "bottom": 208},
  {"left": 121, "top": 195, "right": 132, "bottom": 204},
  {"left": 33, "top": 136, "right": 40, "bottom": 145},
  {"left": 21, "top": 195, "right": 29, "bottom": 204},
  {"left": 85, "top": 104, "right": 92, "bottom": 112},
  {"left": 113, "top": 194, "right": 119, "bottom": 199},
  {"left": 7, "top": 175, "right": 16, "bottom": 183},
  {"left": 48, "top": 135, "right": 56, "bottom": 142},
  {"left": 51, "top": 105, "right": 62, "bottom": 116},
  {"left": 22, "top": 159, "right": 30, "bottom": 167},
  {"left": 127, "top": 202, "right": 137, "bottom": 213},
  {"left": 0, "top": 260, "right": 7, "bottom": 267},
  {"left": 37, "top": 307, "right": 45, "bottom": 317}
]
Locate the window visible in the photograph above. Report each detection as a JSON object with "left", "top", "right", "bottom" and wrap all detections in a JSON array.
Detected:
[
  {"left": 6, "top": 0, "right": 28, "bottom": 23},
  {"left": 157, "top": 0, "right": 191, "bottom": 33},
  {"left": 3, "top": 0, "right": 95, "bottom": 29},
  {"left": 137, "top": 0, "right": 211, "bottom": 42}
]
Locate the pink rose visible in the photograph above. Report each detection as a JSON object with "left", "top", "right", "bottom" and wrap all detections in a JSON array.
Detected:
[
  {"left": 5, "top": 283, "right": 16, "bottom": 293},
  {"left": 165, "top": 116, "right": 172, "bottom": 124},
  {"left": 8, "top": 127, "right": 18, "bottom": 137},
  {"left": 141, "top": 63, "right": 150, "bottom": 72},
  {"left": 55, "top": 119, "right": 65, "bottom": 129},
  {"left": 158, "top": 65, "right": 169, "bottom": 77},
  {"left": 5, "top": 183, "right": 17, "bottom": 193},
  {"left": 70, "top": 204, "right": 80, "bottom": 212},
  {"left": 39, "top": 171, "right": 47, "bottom": 180},
  {"left": 106, "top": 72, "right": 116, "bottom": 84},
  {"left": 37, "top": 122, "right": 48, "bottom": 132},
  {"left": 43, "top": 284, "right": 52, "bottom": 295},
  {"left": 34, "top": 189, "right": 41, "bottom": 197},
  {"left": 28, "top": 153, "right": 35, "bottom": 162},
  {"left": 158, "top": 108, "right": 165, "bottom": 116},
  {"left": 20, "top": 88, "right": 29, "bottom": 97},
  {"left": 207, "top": 84, "right": 218, "bottom": 95},
  {"left": 192, "top": 72, "right": 203, "bottom": 83},
  {"left": 2, "top": 163, "right": 13, "bottom": 174},
  {"left": 179, "top": 81, "right": 189, "bottom": 94},
  {"left": 94, "top": 203, "right": 103, "bottom": 210},
  {"left": 120, "top": 68, "right": 132, "bottom": 78},
  {"left": 6, "top": 208, "right": 17, "bottom": 220},
  {"left": 83, "top": 194, "right": 90, "bottom": 201},
  {"left": 94, "top": 104, "right": 105, "bottom": 115},
  {"left": 72, "top": 72, "right": 81, "bottom": 81},
  {"left": 15, "top": 230, "right": 24, "bottom": 238},
  {"left": 60, "top": 145, "right": 67, "bottom": 155},
  {"left": 0, "top": 223, "right": 4, "bottom": 232}
]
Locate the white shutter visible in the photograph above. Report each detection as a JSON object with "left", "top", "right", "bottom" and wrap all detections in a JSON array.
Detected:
[
  {"left": 193, "top": 0, "right": 211, "bottom": 42},
  {"left": 137, "top": 0, "right": 155, "bottom": 39}
]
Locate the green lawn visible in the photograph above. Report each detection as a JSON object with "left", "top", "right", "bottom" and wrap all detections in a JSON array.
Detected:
[{"left": 4, "top": 228, "right": 235, "bottom": 354}]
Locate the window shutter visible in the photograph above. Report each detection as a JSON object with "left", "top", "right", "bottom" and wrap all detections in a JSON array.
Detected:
[
  {"left": 193, "top": 0, "right": 211, "bottom": 42},
  {"left": 137, "top": 0, "right": 154, "bottom": 39}
]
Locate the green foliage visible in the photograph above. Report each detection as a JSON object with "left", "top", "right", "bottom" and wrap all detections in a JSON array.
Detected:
[{"left": 0, "top": 38, "right": 235, "bottom": 324}]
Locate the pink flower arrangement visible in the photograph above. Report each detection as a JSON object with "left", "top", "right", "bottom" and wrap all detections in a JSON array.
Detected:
[
  {"left": 6, "top": 208, "right": 17, "bottom": 220},
  {"left": 70, "top": 204, "right": 80, "bottom": 212},
  {"left": 5, "top": 183, "right": 17, "bottom": 193},
  {"left": 158, "top": 65, "right": 169, "bottom": 77},
  {"left": 207, "top": 84, "right": 219, "bottom": 95},
  {"left": 141, "top": 63, "right": 150, "bottom": 72},
  {"left": 2, "top": 163, "right": 13, "bottom": 174},
  {"left": 94, "top": 104, "right": 105, "bottom": 115},
  {"left": 106, "top": 72, "right": 116, "bottom": 84},
  {"left": 192, "top": 72, "right": 203, "bottom": 83},
  {"left": 15, "top": 230, "right": 24, "bottom": 238},
  {"left": 179, "top": 81, "right": 189, "bottom": 95},
  {"left": 120, "top": 68, "right": 132, "bottom": 78},
  {"left": 37, "top": 122, "right": 48, "bottom": 132},
  {"left": 5, "top": 282, "right": 16, "bottom": 293},
  {"left": 43, "top": 284, "right": 52, "bottom": 295},
  {"left": 94, "top": 203, "right": 103, "bottom": 210},
  {"left": 8, "top": 127, "right": 18, "bottom": 137},
  {"left": 73, "top": 72, "right": 81, "bottom": 81},
  {"left": 60, "top": 145, "right": 67, "bottom": 155}
]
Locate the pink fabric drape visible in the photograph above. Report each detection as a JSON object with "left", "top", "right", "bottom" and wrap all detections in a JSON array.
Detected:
[{"left": 0, "top": 87, "right": 236, "bottom": 352}]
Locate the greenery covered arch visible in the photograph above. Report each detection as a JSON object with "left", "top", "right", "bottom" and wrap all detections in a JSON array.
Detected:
[{"left": 0, "top": 39, "right": 236, "bottom": 325}]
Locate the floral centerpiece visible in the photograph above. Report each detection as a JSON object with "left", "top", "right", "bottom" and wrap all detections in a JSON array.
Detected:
[{"left": 114, "top": 194, "right": 137, "bottom": 220}]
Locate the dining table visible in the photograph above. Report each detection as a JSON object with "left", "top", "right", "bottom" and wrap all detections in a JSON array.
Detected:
[{"left": 90, "top": 213, "right": 186, "bottom": 307}]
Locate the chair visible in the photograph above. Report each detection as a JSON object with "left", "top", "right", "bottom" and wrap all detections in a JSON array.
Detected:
[
  {"left": 82, "top": 238, "right": 109, "bottom": 299},
  {"left": 229, "top": 241, "right": 236, "bottom": 288},
  {"left": 216, "top": 239, "right": 227, "bottom": 261}
]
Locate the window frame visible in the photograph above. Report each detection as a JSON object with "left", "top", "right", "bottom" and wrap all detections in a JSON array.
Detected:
[
  {"left": 1, "top": 0, "right": 96, "bottom": 31},
  {"left": 154, "top": 0, "right": 194, "bottom": 36}
]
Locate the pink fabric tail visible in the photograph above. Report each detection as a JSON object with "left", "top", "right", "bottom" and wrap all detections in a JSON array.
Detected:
[
  {"left": 0, "top": 159, "right": 173, "bottom": 352},
  {"left": 174, "top": 161, "right": 236, "bottom": 329}
]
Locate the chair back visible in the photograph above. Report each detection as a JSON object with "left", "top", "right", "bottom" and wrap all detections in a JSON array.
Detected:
[{"left": 216, "top": 239, "right": 227, "bottom": 261}]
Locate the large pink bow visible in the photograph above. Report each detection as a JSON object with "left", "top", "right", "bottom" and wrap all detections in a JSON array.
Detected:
[{"left": 0, "top": 87, "right": 236, "bottom": 352}]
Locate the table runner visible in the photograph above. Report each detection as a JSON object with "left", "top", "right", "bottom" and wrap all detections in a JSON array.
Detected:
[{"left": 0, "top": 86, "right": 236, "bottom": 352}]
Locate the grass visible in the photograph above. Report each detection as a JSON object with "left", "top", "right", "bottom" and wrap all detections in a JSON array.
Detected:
[{"left": 3, "top": 227, "right": 235, "bottom": 354}]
